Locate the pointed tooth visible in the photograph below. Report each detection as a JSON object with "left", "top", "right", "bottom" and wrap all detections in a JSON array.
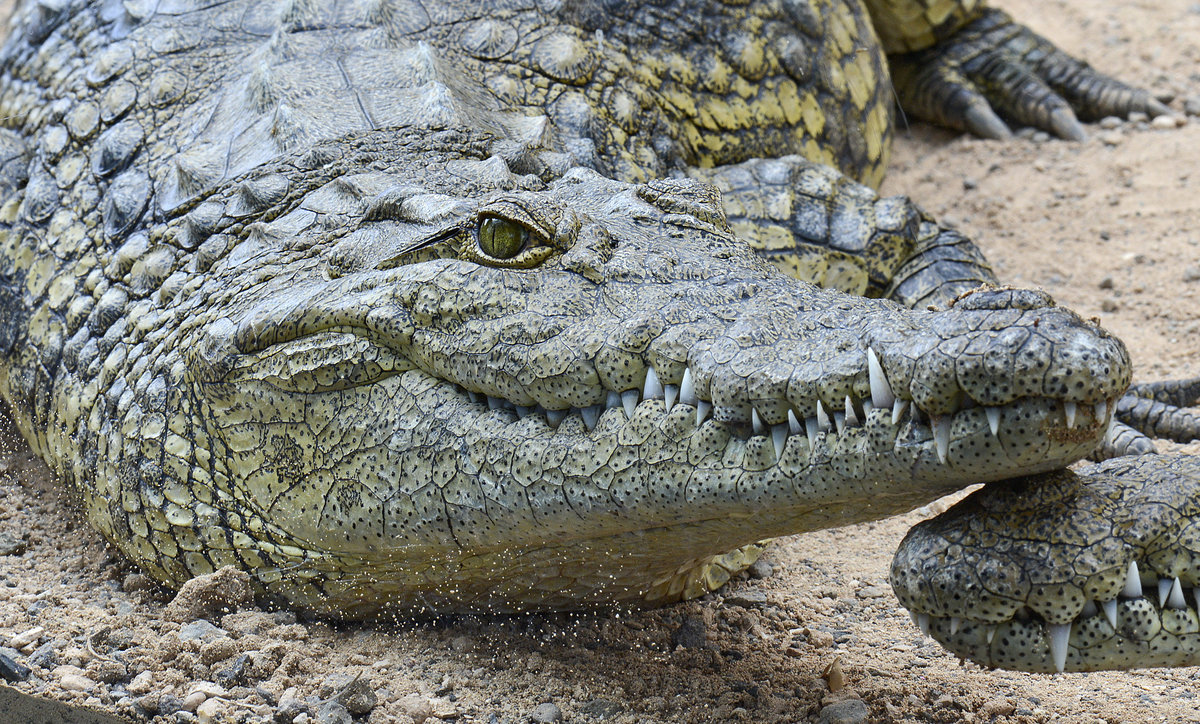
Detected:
[
  {"left": 696, "top": 400, "right": 712, "bottom": 425},
  {"left": 985, "top": 407, "right": 1001, "bottom": 438},
  {"left": 867, "top": 348, "right": 896, "bottom": 408},
  {"left": 664, "top": 384, "right": 678, "bottom": 413},
  {"left": 468, "top": 390, "right": 482, "bottom": 404},
  {"left": 546, "top": 409, "right": 568, "bottom": 427},
  {"left": 985, "top": 626, "right": 997, "bottom": 645},
  {"left": 772, "top": 424, "right": 788, "bottom": 460},
  {"left": 1168, "top": 577, "right": 1186, "bottom": 610},
  {"left": 1158, "top": 578, "right": 1174, "bottom": 608},
  {"left": 581, "top": 404, "right": 602, "bottom": 431},
  {"left": 1080, "top": 600, "right": 1098, "bottom": 618},
  {"left": 1048, "top": 623, "right": 1071, "bottom": 673},
  {"left": 892, "top": 399, "right": 909, "bottom": 425},
  {"left": 487, "top": 396, "right": 505, "bottom": 411},
  {"left": 833, "top": 410, "right": 845, "bottom": 434},
  {"left": 1064, "top": 401, "right": 1077, "bottom": 429},
  {"left": 949, "top": 617, "right": 961, "bottom": 636},
  {"left": 933, "top": 417, "right": 951, "bottom": 464},
  {"left": 805, "top": 416, "right": 819, "bottom": 449},
  {"left": 621, "top": 389, "right": 639, "bottom": 418},
  {"left": 1121, "top": 560, "right": 1142, "bottom": 599},
  {"left": 844, "top": 395, "right": 859, "bottom": 428},
  {"left": 1102, "top": 599, "right": 1117, "bottom": 628},
  {"left": 1194, "top": 588, "right": 1200, "bottom": 613},
  {"left": 1095, "top": 399, "right": 1108, "bottom": 422},
  {"left": 607, "top": 390, "right": 622, "bottom": 411},
  {"left": 680, "top": 368, "right": 697, "bottom": 405},
  {"left": 909, "top": 611, "right": 921, "bottom": 630},
  {"left": 916, "top": 613, "right": 930, "bottom": 637},
  {"left": 644, "top": 367, "right": 663, "bottom": 399},
  {"left": 752, "top": 408, "right": 765, "bottom": 435},
  {"left": 816, "top": 400, "right": 831, "bottom": 432},
  {"left": 787, "top": 409, "right": 803, "bottom": 435},
  {"left": 516, "top": 405, "right": 533, "bottom": 418}
]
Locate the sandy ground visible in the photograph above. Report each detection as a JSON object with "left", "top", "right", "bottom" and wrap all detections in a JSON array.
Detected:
[{"left": 2, "top": 1, "right": 1200, "bottom": 722}]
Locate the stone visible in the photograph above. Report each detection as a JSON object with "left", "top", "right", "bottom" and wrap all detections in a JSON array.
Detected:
[
  {"left": 1099, "top": 131, "right": 1123, "bottom": 146},
  {"left": 0, "top": 531, "right": 26, "bottom": 555},
  {"left": 579, "top": 699, "right": 624, "bottom": 719},
  {"left": 670, "top": 615, "right": 708, "bottom": 649},
  {"left": 396, "top": 693, "right": 432, "bottom": 724},
  {"left": 316, "top": 701, "right": 353, "bottom": 724},
  {"left": 529, "top": 702, "right": 563, "bottom": 723},
  {"left": 127, "top": 670, "right": 155, "bottom": 694},
  {"left": 8, "top": 626, "right": 44, "bottom": 649},
  {"left": 177, "top": 620, "right": 228, "bottom": 642},
  {"left": 196, "top": 698, "right": 227, "bottom": 724},
  {"left": 747, "top": 559, "right": 774, "bottom": 579},
  {"left": 0, "top": 651, "right": 31, "bottom": 682},
  {"left": 818, "top": 698, "right": 869, "bottom": 724},
  {"left": 163, "top": 566, "right": 253, "bottom": 622},
  {"left": 1185, "top": 95, "right": 1200, "bottom": 116},
  {"left": 59, "top": 672, "right": 97, "bottom": 692},
  {"left": 724, "top": 589, "right": 768, "bottom": 607}
]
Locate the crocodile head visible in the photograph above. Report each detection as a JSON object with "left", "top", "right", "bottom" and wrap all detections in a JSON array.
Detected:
[
  {"left": 92, "top": 138, "right": 1130, "bottom": 615},
  {"left": 891, "top": 454, "right": 1200, "bottom": 672}
]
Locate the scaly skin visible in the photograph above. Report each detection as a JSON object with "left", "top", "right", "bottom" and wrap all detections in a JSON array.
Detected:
[
  {"left": 892, "top": 455, "right": 1200, "bottom": 673},
  {"left": 0, "top": 0, "right": 1177, "bottom": 641}
]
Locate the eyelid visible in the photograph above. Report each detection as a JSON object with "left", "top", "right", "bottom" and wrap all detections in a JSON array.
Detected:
[{"left": 476, "top": 198, "right": 556, "bottom": 242}]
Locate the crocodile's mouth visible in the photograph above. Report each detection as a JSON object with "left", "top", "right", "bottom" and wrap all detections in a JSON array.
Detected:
[
  {"left": 910, "top": 560, "right": 1200, "bottom": 673},
  {"left": 447, "top": 346, "right": 1116, "bottom": 470}
]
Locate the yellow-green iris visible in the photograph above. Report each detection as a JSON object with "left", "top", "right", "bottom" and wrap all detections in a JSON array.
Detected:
[{"left": 478, "top": 217, "right": 529, "bottom": 259}]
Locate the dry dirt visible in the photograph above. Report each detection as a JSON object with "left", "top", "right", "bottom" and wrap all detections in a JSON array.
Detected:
[{"left": 2, "top": 1, "right": 1200, "bottom": 722}]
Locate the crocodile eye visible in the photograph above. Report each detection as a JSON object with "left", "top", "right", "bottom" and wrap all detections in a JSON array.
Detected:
[{"left": 478, "top": 217, "right": 529, "bottom": 260}]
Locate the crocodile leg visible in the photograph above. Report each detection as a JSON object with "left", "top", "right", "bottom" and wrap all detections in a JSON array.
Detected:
[{"left": 886, "top": 8, "right": 1171, "bottom": 140}]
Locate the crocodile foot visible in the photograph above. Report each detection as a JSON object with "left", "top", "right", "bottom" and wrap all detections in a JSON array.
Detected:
[
  {"left": 891, "top": 454, "right": 1200, "bottom": 672},
  {"left": 889, "top": 8, "right": 1171, "bottom": 141},
  {"left": 1093, "top": 377, "right": 1200, "bottom": 458}
]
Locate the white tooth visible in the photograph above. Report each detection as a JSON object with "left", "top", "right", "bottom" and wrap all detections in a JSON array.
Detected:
[
  {"left": 1095, "top": 399, "right": 1108, "bottom": 422},
  {"left": 644, "top": 367, "right": 663, "bottom": 399},
  {"left": 622, "top": 389, "right": 639, "bottom": 418},
  {"left": 1121, "top": 560, "right": 1142, "bottom": 599},
  {"left": 844, "top": 395, "right": 859, "bottom": 427},
  {"left": 1102, "top": 600, "right": 1117, "bottom": 628},
  {"left": 1064, "top": 401, "right": 1077, "bottom": 429},
  {"left": 805, "top": 416, "right": 819, "bottom": 449},
  {"left": 680, "top": 368, "right": 697, "bottom": 405},
  {"left": 1168, "top": 577, "right": 1187, "bottom": 610},
  {"left": 1158, "top": 578, "right": 1174, "bottom": 608},
  {"left": 949, "top": 617, "right": 961, "bottom": 636},
  {"left": 607, "top": 390, "right": 622, "bottom": 411},
  {"left": 986, "top": 626, "right": 997, "bottom": 645},
  {"left": 986, "top": 407, "right": 1001, "bottom": 437},
  {"left": 909, "top": 611, "right": 921, "bottom": 630},
  {"left": 892, "top": 399, "right": 909, "bottom": 425},
  {"left": 868, "top": 348, "right": 896, "bottom": 408},
  {"left": 787, "top": 409, "right": 803, "bottom": 435},
  {"left": 1194, "top": 588, "right": 1200, "bottom": 613},
  {"left": 546, "top": 409, "right": 568, "bottom": 427},
  {"left": 581, "top": 405, "right": 602, "bottom": 430},
  {"left": 664, "top": 384, "right": 678, "bottom": 412},
  {"left": 516, "top": 405, "right": 533, "bottom": 418},
  {"left": 1048, "top": 623, "right": 1071, "bottom": 673},
  {"left": 816, "top": 400, "right": 831, "bottom": 432},
  {"left": 933, "top": 417, "right": 951, "bottom": 464},
  {"left": 696, "top": 400, "right": 712, "bottom": 425},
  {"left": 917, "top": 613, "right": 931, "bottom": 637},
  {"left": 833, "top": 410, "right": 845, "bottom": 434},
  {"left": 487, "top": 396, "right": 505, "bottom": 410},
  {"left": 468, "top": 391, "right": 482, "bottom": 404},
  {"left": 1081, "top": 601, "right": 1098, "bottom": 618},
  {"left": 752, "top": 408, "right": 765, "bottom": 435},
  {"left": 772, "top": 424, "right": 788, "bottom": 460}
]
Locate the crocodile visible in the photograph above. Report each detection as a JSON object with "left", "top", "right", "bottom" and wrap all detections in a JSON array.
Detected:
[{"left": 0, "top": 0, "right": 1189, "bottom": 669}]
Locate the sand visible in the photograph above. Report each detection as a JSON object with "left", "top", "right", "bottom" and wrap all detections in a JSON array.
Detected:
[{"left": 2, "top": 1, "right": 1200, "bottom": 722}]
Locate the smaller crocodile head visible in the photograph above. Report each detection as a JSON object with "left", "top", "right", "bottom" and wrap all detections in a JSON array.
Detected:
[
  {"left": 891, "top": 454, "right": 1200, "bottom": 672},
  {"left": 156, "top": 150, "right": 1131, "bottom": 613}
]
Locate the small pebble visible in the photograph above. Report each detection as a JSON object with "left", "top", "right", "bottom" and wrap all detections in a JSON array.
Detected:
[
  {"left": 0, "top": 651, "right": 31, "bottom": 682},
  {"left": 747, "top": 559, "right": 774, "bottom": 579},
  {"left": 159, "top": 693, "right": 185, "bottom": 716},
  {"left": 724, "top": 589, "right": 768, "bottom": 607},
  {"left": 1185, "top": 95, "right": 1200, "bottom": 116},
  {"left": 1099, "top": 131, "right": 1123, "bottom": 146},
  {"left": 670, "top": 616, "right": 708, "bottom": 649},
  {"left": 315, "top": 701, "right": 352, "bottom": 724},
  {"left": 177, "top": 620, "right": 228, "bottom": 642},
  {"left": 276, "top": 686, "right": 309, "bottom": 721},
  {"left": 1098, "top": 276, "right": 1114, "bottom": 290},
  {"left": 127, "top": 670, "right": 155, "bottom": 695},
  {"left": 1101, "top": 299, "right": 1119, "bottom": 313},
  {"left": 396, "top": 693, "right": 433, "bottom": 723},
  {"left": 1129, "top": 111, "right": 1149, "bottom": 123},
  {"left": 1184, "top": 266, "right": 1200, "bottom": 282},
  {"left": 1152, "top": 114, "right": 1182, "bottom": 129},
  {"left": 1098, "top": 116, "right": 1122, "bottom": 129},
  {"left": 60, "top": 672, "right": 97, "bottom": 692},
  {"left": 163, "top": 566, "right": 253, "bottom": 622},
  {"left": 8, "top": 626, "right": 44, "bottom": 649},
  {"left": 182, "top": 690, "right": 207, "bottom": 712},
  {"left": 0, "top": 532, "right": 26, "bottom": 556},
  {"left": 579, "top": 699, "right": 624, "bottom": 719},
  {"left": 962, "top": 177, "right": 977, "bottom": 190},
  {"left": 196, "top": 698, "right": 227, "bottom": 724},
  {"left": 856, "top": 585, "right": 887, "bottom": 599},
  {"left": 819, "top": 698, "right": 869, "bottom": 724},
  {"left": 529, "top": 702, "right": 563, "bottom": 723}
]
